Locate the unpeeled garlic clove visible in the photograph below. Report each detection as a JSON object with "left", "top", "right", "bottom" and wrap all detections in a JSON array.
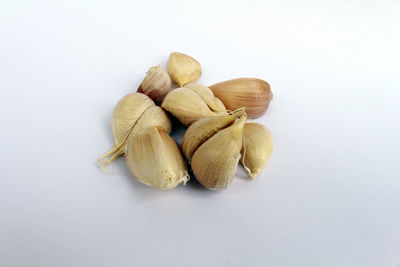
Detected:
[
  {"left": 130, "top": 106, "right": 171, "bottom": 136},
  {"left": 138, "top": 66, "right": 172, "bottom": 104},
  {"left": 182, "top": 108, "right": 245, "bottom": 161},
  {"left": 184, "top": 83, "right": 226, "bottom": 112},
  {"left": 161, "top": 87, "right": 226, "bottom": 126},
  {"left": 167, "top": 52, "right": 201, "bottom": 87},
  {"left": 190, "top": 113, "right": 247, "bottom": 191},
  {"left": 209, "top": 78, "right": 273, "bottom": 118},
  {"left": 98, "top": 93, "right": 171, "bottom": 169},
  {"left": 240, "top": 123, "right": 273, "bottom": 178},
  {"left": 126, "top": 126, "right": 189, "bottom": 190}
]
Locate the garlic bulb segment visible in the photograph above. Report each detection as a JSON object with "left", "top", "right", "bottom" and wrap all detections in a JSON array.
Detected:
[
  {"left": 241, "top": 123, "right": 273, "bottom": 178},
  {"left": 138, "top": 66, "right": 172, "bottom": 104},
  {"left": 191, "top": 114, "right": 246, "bottom": 191},
  {"left": 184, "top": 83, "right": 226, "bottom": 112},
  {"left": 182, "top": 108, "right": 245, "bottom": 161},
  {"left": 161, "top": 87, "right": 216, "bottom": 126},
  {"left": 209, "top": 78, "right": 273, "bottom": 118},
  {"left": 126, "top": 126, "right": 189, "bottom": 190},
  {"left": 167, "top": 52, "right": 201, "bottom": 87},
  {"left": 98, "top": 93, "right": 155, "bottom": 169}
]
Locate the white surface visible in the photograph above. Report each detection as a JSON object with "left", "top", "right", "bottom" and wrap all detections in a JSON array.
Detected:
[{"left": 1, "top": 0, "right": 400, "bottom": 266}]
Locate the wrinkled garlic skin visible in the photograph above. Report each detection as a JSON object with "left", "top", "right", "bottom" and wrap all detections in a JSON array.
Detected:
[
  {"left": 126, "top": 126, "right": 189, "bottom": 190},
  {"left": 241, "top": 123, "right": 273, "bottom": 178},
  {"left": 182, "top": 108, "right": 245, "bottom": 161},
  {"left": 184, "top": 83, "right": 226, "bottom": 112},
  {"left": 111, "top": 93, "right": 154, "bottom": 149},
  {"left": 209, "top": 78, "right": 273, "bottom": 118},
  {"left": 99, "top": 93, "right": 171, "bottom": 168},
  {"left": 161, "top": 84, "right": 227, "bottom": 126},
  {"left": 138, "top": 66, "right": 172, "bottom": 104},
  {"left": 191, "top": 114, "right": 246, "bottom": 191},
  {"left": 167, "top": 52, "right": 201, "bottom": 87}
]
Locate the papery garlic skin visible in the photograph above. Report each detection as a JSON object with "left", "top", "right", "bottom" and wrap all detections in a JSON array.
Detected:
[
  {"left": 110, "top": 93, "right": 155, "bottom": 155},
  {"left": 209, "top": 78, "right": 273, "bottom": 118},
  {"left": 182, "top": 108, "right": 245, "bottom": 161},
  {"left": 241, "top": 123, "right": 273, "bottom": 178},
  {"left": 99, "top": 93, "right": 171, "bottom": 168},
  {"left": 138, "top": 66, "right": 172, "bottom": 104},
  {"left": 190, "top": 114, "right": 246, "bottom": 191},
  {"left": 167, "top": 52, "right": 201, "bottom": 87},
  {"left": 161, "top": 87, "right": 220, "bottom": 126},
  {"left": 126, "top": 126, "right": 189, "bottom": 190}
]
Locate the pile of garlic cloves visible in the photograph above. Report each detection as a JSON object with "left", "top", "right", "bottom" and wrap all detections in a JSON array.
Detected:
[{"left": 99, "top": 52, "right": 273, "bottom": 191}]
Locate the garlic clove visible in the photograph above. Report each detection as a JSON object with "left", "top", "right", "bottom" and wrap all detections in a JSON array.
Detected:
[
  {"left": 167, "top": 52, "right": 201, "bottom": 87},
  {"left": 209, "top": 78, "right": 273, "bottom": 118},
  {"left": 241, "top": 123, "right": 273, "bottom": 178},
  {"left": 161, "top": 87, "right": 216, "bottom": 126},
  {"left": 126, "top": 126, "right": 189, "bottom": 190},
  {"left": 98, "top": 93, "right": 155, "bottom": 170},
  {"left": 138, "top": 66, "right": 172, "bottom": 104},
  {"left": 130, "top": 106, "right": 171, "bottom": 136},
  {"left": 191, "top": 114, "right": 246, "bottom": 191},
  {"left": 182, "top": 108, "right": 245, "bottom": 161},
  {"left": 184, "top": 83, "right": 226, "bottom": 112}
]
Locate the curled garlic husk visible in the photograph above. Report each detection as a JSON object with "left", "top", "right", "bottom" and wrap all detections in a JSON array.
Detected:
[
  {"left": 209, "top": 78, "right": 273, "bottom": 118},
  {"left": 126, "top": 126, "right": 189, "bottom": 190},
  {"left": 98, "top": 93, "right": 171, "bottom": 170},
  {"left": 241, "top": 123, "right": 273, "bottom": 178},
  {"left": 183, "top": 111, "right": 247, "bottom": 191},
  {"left": 138, "top": 66, "right": 172, "bottom": 104},
  {"left": 167, "top": 52, "right": 201, "bottom": 87},
  {"left": 161, "top": 83, "right": 227, "bottom": 126}
]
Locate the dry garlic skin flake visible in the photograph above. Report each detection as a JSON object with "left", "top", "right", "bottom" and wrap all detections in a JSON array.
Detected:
[{"left": 126, "top": 126, "right": 189, "bottom": 190}]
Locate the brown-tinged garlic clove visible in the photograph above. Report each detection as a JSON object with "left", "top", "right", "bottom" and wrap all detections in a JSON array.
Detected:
[
  {"left": 209, "top": 78, "right": 273, "bottom": 118},
  {"left": 167, "top": 52, "right": 201, "bottom": 87},
  {"left": 138, "top": 66, "right": 172, "bottom": 104}
]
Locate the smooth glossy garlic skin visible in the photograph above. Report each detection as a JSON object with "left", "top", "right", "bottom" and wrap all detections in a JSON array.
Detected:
[
  {"left": 191, "top": 114, "right": 247, "bottom": 191},
  {"left": 167, "top": 52, "right": 201, "bottom": 87},
  {"left": 126, "top": 126, "right": 189, "bottom": 190},
  {"left": 209, "top": 78, "right": 273, "bottom": 118},
  {"left": 161, "top": 86, "right": 226, "bottom": 126},
  {"left": 98, "top": 93, "right": 171, "bottom": 169},
  {"left": 138, "top": 66, "right": 172, "bottom": 104},
  {"left": 241, "top": 123, "right": 273, "bottom": 178}
]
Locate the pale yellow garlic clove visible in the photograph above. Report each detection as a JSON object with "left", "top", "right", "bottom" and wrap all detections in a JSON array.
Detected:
[
  {"left": 138, "top": 66, "right": 172, "bottom": 104},
  {"left": 99, "top": 93, "right": 171, "bottom": 169},
  {"left": 125, "top": 126, "right": 189, "bottom": 190},
  {"left": 161, "top": 87, "right": 219, "bottom": 126},
  {"left": 182, "top": 108, "right": 245, "bottom": 161},
  {"left": 167, "top": 52, "right": 201, "bottom": 87},
  {"left": 241, "top": 123, "right": 273, "bottom": 178},
  {"left": 191, "top": 114, "right": 246, "bottom": 191},
  {"left": 209, "top": 78, "right": 273, "bottom": 118},
  {"left": 184, "top": 83, "right": 226, "bottom": 112},
  {"left": 130, "top": 106, "right": 171, "bottom": 136}
]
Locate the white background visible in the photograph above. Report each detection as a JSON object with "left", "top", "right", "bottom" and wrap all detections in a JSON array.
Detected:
[{"left": 1, "top": 0, "right": 400, "bottom": 266}]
